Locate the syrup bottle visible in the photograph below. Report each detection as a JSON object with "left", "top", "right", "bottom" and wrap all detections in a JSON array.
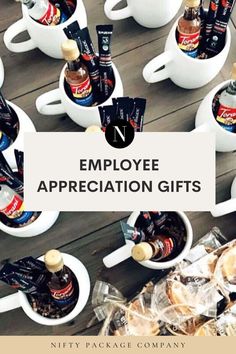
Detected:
[
  {"left": 131, "top": 234, "right": 178, "bottom": 262},
  {"left": 0, "top": 185, "right": 39, "bottom": 227},
  {"left": 177, "top": 0, "right": 201, "bottom": 58},
  {"left": 19, "top": 0, "right": 68, "bottom": 26},
  {"left": 62, "top": 39, "right": 93, "bottom": 107},
  {"left": 215, "top": 63, "right": 236, "bottom": 133},
  {"left": 44, "top": 250, "right": 77, "bottom": 314}
]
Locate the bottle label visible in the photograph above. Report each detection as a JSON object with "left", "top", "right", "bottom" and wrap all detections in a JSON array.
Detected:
[
  {"left": 69, "top": 76, "right": 93, "bottom": 106},
  {"left": 154, "top": 237, "right": 174, "bottom": 260},
  {"left": 50, "top": 281, "right": 75, "bottom": 305},
  {"left": 0, "top": 131, "right": 11, "bottom": 151},
  {"left": 177, "top": 30, "right": 200, "bottom": 58},
  {"left": 216, "top": 104, "right": 236, "bottom": 132},
  {"left": 0, "top": 195, "right": 34, "bottom": 224},
  {"left": 38, "top": 3, "right": 66, "bottom": 26}
]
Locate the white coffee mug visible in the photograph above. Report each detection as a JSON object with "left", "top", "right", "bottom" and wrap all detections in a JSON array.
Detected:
[
  {"left": 0, "top": 211, "right": 60, "bottom": 238},
  {"left": 0, "top": 58, "right": 4, "bottom": 88},
  {"left": 192, "top": 80, "right": 236, "bottom": 152},
  {"left": 36, "top": 62, "right": 123, "bottom": 128},
  {"left": 4, "top": 1, "right": 87, "bottom": 59},
  {"left": 103, "top": 211, "right": 193, "bottom": 270},
  {"left": 143, "top": 17, "right": 231, "bottom": 89},
  {"left": 0, "top": 253, "right": 90, "bottom": 326},
  {"left": 104, "top": 0, "right": 183, "bottom": 28},
  {"left": 211, "top": 177, "right": 236, "bottom": 217},
  {"left": 2, "top": 101, "right": 36, "bottom": 169}
]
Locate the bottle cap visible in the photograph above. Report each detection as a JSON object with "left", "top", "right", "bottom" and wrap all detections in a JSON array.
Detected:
[
  {"left": 85, "top": 125, "right": 102, "bottom": 133},
  {"left": 231, "top": 63, "right": 236, "bottom": 80},
  {"left": 61, "top": 40, "right": 80, "bottom": 61},
  {"left": 131, "top": 242, "right": 153, "bottom": 262},
  {"left": 186, "top": 0, "right": 200, "bottom": 7},
  {"left": 44, "top": 250, "right": 64, "bottom": 273}
]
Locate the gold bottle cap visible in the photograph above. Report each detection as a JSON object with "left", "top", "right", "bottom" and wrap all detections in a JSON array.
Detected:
[
  {"left": 231, "top": 63, "right": 236, "bottom": 80},
  {"left": 131, "top": 242, "right": 153, "bottom": 262},
  {"left": 186, "top": 0, "right": 200, "bottom": 7},
  {"left": 44, "top": 250, "right": 64, "bottom": 273},
  {"left": 61, "top": 39, "right": 80, "bottom": 61},
  {"left": 85, "top": 125, "right": 102, "bottom": 133}
]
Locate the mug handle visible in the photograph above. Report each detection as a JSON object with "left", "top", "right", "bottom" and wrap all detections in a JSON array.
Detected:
[
  {"left": 0, "top": 293, "right": 20, "bottom": 313},
  {"left": 103, "top": 241, "right": 134, "bottom": 268},
  {"left": 104, "top": 0, "right": 132, "bottom": 20},
  {"left": 36, "top": 89, "right": 66, "bottom": 116},
  {"left": 4, "top": 19, "right": 37, "bottom": 53},
  {"left": 143, "top": 51, "right": 173, "bottom": 83},
  {"left": 211, "top": 198, "right": 236, "bottom": 217}
]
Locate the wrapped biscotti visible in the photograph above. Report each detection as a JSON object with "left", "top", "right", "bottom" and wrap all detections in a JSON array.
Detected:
[{"left": 92, "top": 227, "right": 235, "bottom": 336}]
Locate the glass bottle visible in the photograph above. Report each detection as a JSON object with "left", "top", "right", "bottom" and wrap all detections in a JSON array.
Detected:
[
  {"left": 44, "top": 250, "right": 77, "bottom": 313},
  {"left": 216, "top": 63, "right": 236, "bottom": 133},
  {"left": 20, "top": 0, "right": 67, "bottom": 25},
  {"left": 62, "top": 39, "right": 93, "bottom": 107},
  {"left": 177, "top": 0, "right": 201, "bottom": 58}
]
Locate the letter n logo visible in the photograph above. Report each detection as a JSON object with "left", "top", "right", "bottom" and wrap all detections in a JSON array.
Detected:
[{"left": 105, "top": 119, "right": 135, "bottom": 149}]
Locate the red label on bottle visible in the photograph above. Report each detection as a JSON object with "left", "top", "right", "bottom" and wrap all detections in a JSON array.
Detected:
[
  {"left": 156, "top": 238, "right": 174, "bottom": 259},
  {"left": 0, "top": 195, "right": 24, "bottom": 218},
  {"left": 70, "top": 76, "right": 92, "bottom": 99},
  {"left": 216, "top": 104, "right": 236, "bottom": 125},
  {"left": 50, "top": 281, "right": 74, "bottom": 302},
  {"left": 177, "top": 30, "right": 200, "bottom": 54},
  {"left": 38, "top": 3, "right": 61, "bottom": 26}
]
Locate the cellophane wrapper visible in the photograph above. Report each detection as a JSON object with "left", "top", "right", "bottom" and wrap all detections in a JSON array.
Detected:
[{"left": 91, "top": 228, "right": 236, "bottom": 336}]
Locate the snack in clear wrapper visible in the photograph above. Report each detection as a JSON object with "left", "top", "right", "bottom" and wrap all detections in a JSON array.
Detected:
[
  {"left": 93, "top": 227, "right": 231, "bottom": 336},
  {"left": 194, "top": 304, "right": 236, "bottom": 336},
  {"left": 213, "top": 241, "right": 236, "bottom": 296},
  {"left": 126, "top": 298, "right": 160, "bottom": 336},
  {"left": 194, "top": 319, "right": 218, "bottom": 336},
  {"left": 178, "top": 226, "right": 227, "bottom": 268}
]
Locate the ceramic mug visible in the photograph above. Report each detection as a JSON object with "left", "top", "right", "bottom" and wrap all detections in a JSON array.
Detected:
[
  {"left": 36, "top": 62, "right": 123, "bottom": 128},
  {"left": 2, "top": 101, "right": 36, "bottom": 169},
  {"left": 103, "top": 211, "right": 193, "bottom": 270},
  {"left": 0, "top": 57, "right": 4, "bottom": 88},
  {"left": 4, "top": 1, "right": 87, "bottom": 59},
  {"left": 211, "top": 177, "right": 236, "bottom": 217},
  {"left": 143, "top": 17, "right": 231, "bottom": 89},
  {"left": 104, "top": 0, "right": 183, "bottom": 28},
  {"left": 192, "top": 80, "right": 236, "bottom": 152},
  {"left": 0, "top": 253, "right": 90, "bottom": 326},
  {"left": 0, "top": 211, "right": 60, "bottom": 238}
]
